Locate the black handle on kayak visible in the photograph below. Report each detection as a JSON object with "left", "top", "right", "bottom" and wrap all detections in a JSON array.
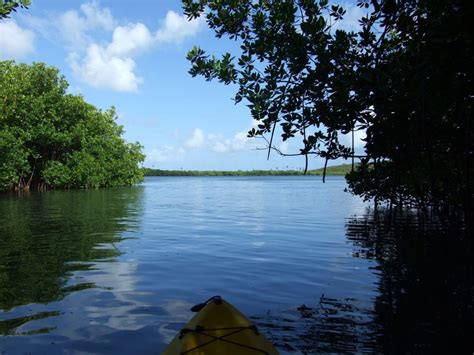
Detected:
[{"left": 190, "top": 295, "right": 222, "bottom": 312}]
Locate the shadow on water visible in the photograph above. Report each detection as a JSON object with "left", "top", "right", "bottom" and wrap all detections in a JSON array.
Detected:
[
  {"left": 255, "top": 209, "right": 473, "bottom": 353},
  {"left": 0, "top": 187, "right": 144, "bottom": 335},
  {"left": 347, "top": 209, "right": 473, "bottom": 353},
  {"left": 252, "top": 295, "right": 377, "bottom": 353}
]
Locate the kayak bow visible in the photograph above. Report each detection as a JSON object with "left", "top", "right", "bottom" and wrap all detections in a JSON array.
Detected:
[{"left": 163, "top": 296, "right": 279, "bottom": 354}]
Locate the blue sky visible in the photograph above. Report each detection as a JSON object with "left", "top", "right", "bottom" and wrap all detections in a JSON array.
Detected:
[{"left": 0, "top": 0, "right": 365, "bottom": 170}]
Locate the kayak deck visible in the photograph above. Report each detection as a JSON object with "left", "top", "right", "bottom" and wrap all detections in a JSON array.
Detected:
[{"left": 163, "top": 296, "right": 278, "bottom": 354}]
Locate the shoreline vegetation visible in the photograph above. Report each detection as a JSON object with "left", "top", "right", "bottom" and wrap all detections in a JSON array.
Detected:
[
  {"left": 144, "top": 164, "right": 354, "bottom": 177},
  {"left": 0, "top": 61, "right": 144, "bottom": 192}
]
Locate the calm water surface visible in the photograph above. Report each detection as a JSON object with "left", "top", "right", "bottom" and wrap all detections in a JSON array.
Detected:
[{"left": 0, "top": 177, "right": 472, "bottom": 353}]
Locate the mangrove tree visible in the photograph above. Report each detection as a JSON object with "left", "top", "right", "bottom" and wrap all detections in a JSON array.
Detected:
[{"left": 0, "top": 61, "right": 145, "bottom": 191}]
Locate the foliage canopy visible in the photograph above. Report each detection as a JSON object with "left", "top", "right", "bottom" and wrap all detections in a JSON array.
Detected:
[
  {"left": 0, "top": 61, "right": 145, "bottom": 191},
  {"left": 0, "top": 0, "right": 30, "bottom": 19},
  {"left": 183, "top": 0, "right": 473, "bottom": 224}
]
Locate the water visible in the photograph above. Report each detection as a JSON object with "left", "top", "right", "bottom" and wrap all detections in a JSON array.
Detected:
[{"left": 0, "top": 177, "right": 472, "bottom": 353}]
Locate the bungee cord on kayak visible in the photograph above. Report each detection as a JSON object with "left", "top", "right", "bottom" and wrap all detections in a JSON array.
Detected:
[{"left": 179, "top": 325, "right": 270, "bottom": 354}]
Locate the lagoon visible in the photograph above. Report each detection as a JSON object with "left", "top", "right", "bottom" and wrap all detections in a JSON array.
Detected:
[{"left": 0, "top": 176, "right": 471, "bottom": 353}]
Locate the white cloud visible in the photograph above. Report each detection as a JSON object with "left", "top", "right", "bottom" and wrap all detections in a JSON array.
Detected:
[
  {"left": 80, "top": 1, "right": 115, "bottom": 31},
  {"left": 69, "top": 45, "right": 143, "bottom": 92},
  {"left": 63, "top": 5, "right": 203, "bottom": 92},
  {"left": 69, "top": 21, "right": 157, "bottom": 92},
  {"left": 211, "top": 137, "right": 229, "bottom": 153},
  {"left": 185, "top": 128, "right": 205, "bottom": 149},
  {"left": 107, "top": 23, "right": 155, "bottom": 57},
  {"left": 58, "top": 2, "right": 115, "bottom": 49},
  {"left": 184, "top": 128, "right": 255, "bottom": 154},
  {"left": 24, "top": 3, "right": 203, "bottom": 92},
  {"left": 210, "top": 131, "right": 251, "bottom": 153},
  {"left": 156, "top": 10, "right": 203, "bottom": 44},
  {"left": 145, "top": 124, "right": 259, "bottom": 168},
  {"left": 62, "top": 3, "right": 151, "bottom": 92},
  {"left": 146, "top": 146, "right": 186, "bottom": 165},
  {"left": 58, "top": 10, "right": 90, "bottom": 48},
  {"left": 230, "top": 131, "right": 250, "bottom": 151},
  {"left": 0, "top": 20, "right": 35, "bottom": 59}
]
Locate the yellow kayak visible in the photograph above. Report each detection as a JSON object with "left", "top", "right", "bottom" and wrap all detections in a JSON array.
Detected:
[{"left": 163, "top": 296, "right": 279, "bottom": 354}]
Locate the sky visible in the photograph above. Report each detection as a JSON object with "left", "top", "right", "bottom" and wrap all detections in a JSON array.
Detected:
[{"left": 0, "top": 0, "right": 366, "bottom": 170}]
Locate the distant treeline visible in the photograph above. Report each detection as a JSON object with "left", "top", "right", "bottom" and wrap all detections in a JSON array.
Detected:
[{"left": 144, "top": 164, "right": 354, "bottom": 177}]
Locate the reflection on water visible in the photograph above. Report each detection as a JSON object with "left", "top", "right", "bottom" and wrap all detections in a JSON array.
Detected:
[
  {"left": 0, "top": 311, "right": 61, "bottom": 336},
  {"left": 252, "top": 295, "right": 377, "bottom": 353},
  {"left": 347, "top": 210, "right": 473, "bottom": 353},
  {"left": 0, "top": 178, "right": 472, "bottom": 353},
  {"left": 0, "top": 187, "right": 143, "bottom": 336},
  {"left": 257, "top": 209, "right": 473, "bottom": 353}
]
